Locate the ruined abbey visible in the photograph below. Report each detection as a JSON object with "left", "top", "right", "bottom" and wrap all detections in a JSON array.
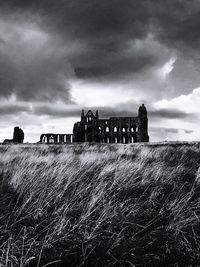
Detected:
[{"left": 40, "top": 104, "right": 149, "bottom": 144}]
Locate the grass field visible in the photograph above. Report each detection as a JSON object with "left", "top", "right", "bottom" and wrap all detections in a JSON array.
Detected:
[{"left": 1, "top": 142, "right": 200, "bottom": 266}]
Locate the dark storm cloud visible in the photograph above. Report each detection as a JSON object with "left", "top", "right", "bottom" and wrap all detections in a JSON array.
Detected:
[
  {"left": 33, "top": 104, "right": 80, "bottom": 118},
  {"left": 11, "top": 1, "right": 200, "bottom": 67},
  {"left": 0, "top": 103, "right": 29, "bottom": 115},
  {"left": 31, "top": 103, "right": 194, "bottom": 121},
  {"left": 32, "top": 104, "right": 129, "bottom": 118},
  {"left": 74, "top": 55, "right": 156, "bottom": 79},
  {"left": 0, "top": 0, "right": 200, "bottom": 101},
  {"left": 150, "top": 109, "right": 194, "bottom": 119},
  {"left": 0, "top": 26, "right": 73, "bottom": 102},
  {"left": 0, "top": 0, "right": 171, "bottom": 91},
  {"left": 149, "top": 0, "right": 200, "bottom": 51},
  {"left": 9, "top": 0, "right": 200, "bottom": 47}
]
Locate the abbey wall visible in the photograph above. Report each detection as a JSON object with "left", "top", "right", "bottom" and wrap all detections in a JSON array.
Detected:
[{"left": 40, "top": 104, "right": 149, "bottom": 144}]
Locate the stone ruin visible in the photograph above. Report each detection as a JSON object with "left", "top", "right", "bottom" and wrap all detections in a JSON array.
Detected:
[
  {"left": 3, "top": 126, "right": 24, "bottom": 144},
  {"left": 40, "top": 104, "right": 149, "bottom": 144},
  {"left": 73, "top": 104, "right": 149, "bottom": 143}
]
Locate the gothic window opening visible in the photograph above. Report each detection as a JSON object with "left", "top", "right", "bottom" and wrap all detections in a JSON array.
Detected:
[
  {"left": 106, "top": 127, "right": 109, "bottom": 132},
  {"left": 49, "top": 136, "right": 54, "bottom": 143},
  {"left": 131, "top": 127, "right": 134, "bottom": 132},
  {"left": 122, "top": 128, "right": 126, "bottom": 132},
  {"left": 115, "top": 137, "right": 118, "bottom": 143},
  {"left": 123, "top": 136, "right": 126, "bottom": 144},
  {"left": 107, "top": 137, "right": 110, "bottom": 143},
  {"left": 43, "top": 136, "right": 47, "bottom": 143},
  {"left": 114, "top": 127, "right": 117, "bottom": 132}
]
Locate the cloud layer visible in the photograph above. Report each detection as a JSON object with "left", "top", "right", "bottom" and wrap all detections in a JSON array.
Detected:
[{"left": 0, "top": 0, "right": 200, "bottom": 101}]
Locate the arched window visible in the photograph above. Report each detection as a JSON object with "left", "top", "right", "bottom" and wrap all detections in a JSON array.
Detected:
[
  {"left": 42, "top": 136, "right": 47, "bottom": 143},
  {"left": 131, "top": 127, "right": 134, "bottom": 132},
  {"left": 49, "top": 136, "right": 54, "bottom": 143},
  {"left": 106, "top": 127, "right": 109, "bottom": 132},
  {"left": 87, "top": 117, "right": 92, "bottom": 122},
  {"left": 114, "top": 127, "right": 117, "bottom": 132},
  {"left": 131, "top": 136, "right": 134, "bottom": 143},
  {"left": 107, "top": 137, "right": 110, "bottom": 143},
  {"left": 99, "top": 126, "right": 101, "bottom": 132},
  {"left": 122, "top": 128, "right": 126, "bottom": 132},
  {"left": 123, "top": 137, "right": 126, "bottom": 144},
  {"left": 115, "top": 137, "right": 118, "bottom": 143}
]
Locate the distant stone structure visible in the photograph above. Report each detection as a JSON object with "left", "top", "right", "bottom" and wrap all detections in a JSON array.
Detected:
[
  {"left": 40, "top": 104, "right": 149, "bottom": 144},
  {"left": 3, "top": 126, "right": 24, "bottom": 143},
  {"left": 40, "top": 133, "right": 73, "bottom": 144},
  {"left": 73, "top": 104, "right": 149, "bottom": 143}
]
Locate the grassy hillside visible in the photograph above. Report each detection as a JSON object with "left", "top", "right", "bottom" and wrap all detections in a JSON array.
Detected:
[{"left": 1, "top": 143, "right": 200, "bottom": 266}]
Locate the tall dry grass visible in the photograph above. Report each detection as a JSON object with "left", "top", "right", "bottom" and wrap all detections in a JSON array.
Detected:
[{"left": 0, "top": 143, "right": 200, "bottom": 266}]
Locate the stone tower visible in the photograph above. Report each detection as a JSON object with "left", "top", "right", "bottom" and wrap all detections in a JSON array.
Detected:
[
  {"left": 13, "top": 126, "right": 24, "bottom": 143},
  {"left": 138, "top": 104, "right": 149, "bottom": 142}
]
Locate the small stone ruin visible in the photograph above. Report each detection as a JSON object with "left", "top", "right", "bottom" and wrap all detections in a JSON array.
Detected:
[{"left": 3, "top": 126, "right": 24, "bottom": 144}]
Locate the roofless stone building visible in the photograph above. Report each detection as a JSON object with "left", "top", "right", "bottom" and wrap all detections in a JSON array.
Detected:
[{"left": 40, "top": 104, "right": 149, "bottom": 144}]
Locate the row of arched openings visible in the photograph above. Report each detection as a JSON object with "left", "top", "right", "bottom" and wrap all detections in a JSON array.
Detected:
[
  {"left": 99, "top": 126, "right": 137, "bottom": 133},
  {"left": 104, "top": 136, "right": 136, "bottom": 144},
  {"left": 42, "top": 135, "right": 73, "bottom": 143}
]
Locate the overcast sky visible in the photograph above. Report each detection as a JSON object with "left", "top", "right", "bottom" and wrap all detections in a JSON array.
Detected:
[{"left": 0, "top": 0, "right": 200, "bottom": 142}]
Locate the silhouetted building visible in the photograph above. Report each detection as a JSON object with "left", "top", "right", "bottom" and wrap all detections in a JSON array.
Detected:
[
  {"left": 73, "top": 104, "right": 149, "bottom": 143},
  {"left": 13, "top": 127, "right": 24, "bottom": 143},
  {"left": 3, "top": 126, "right": 24, "bottom": 143},
  {"left": 40, "top": 104, "right": 149, "bottom": 144}
]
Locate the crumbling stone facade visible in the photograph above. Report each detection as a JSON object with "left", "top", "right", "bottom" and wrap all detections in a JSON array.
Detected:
[
  {"left": 73, "top": 104, "right": 149, "bottom": 143},
  {"left": 40, "top": 133, "right": 73, "bottom": 144},
  {"left": 3, "top": 126, "right": 24, "bottom": 143},
  {"left": 13, "top": 127, "right": 24, "bottom": 143},
  {"left": 40, "top": 104, "right": 149, "bottom": 144}
]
